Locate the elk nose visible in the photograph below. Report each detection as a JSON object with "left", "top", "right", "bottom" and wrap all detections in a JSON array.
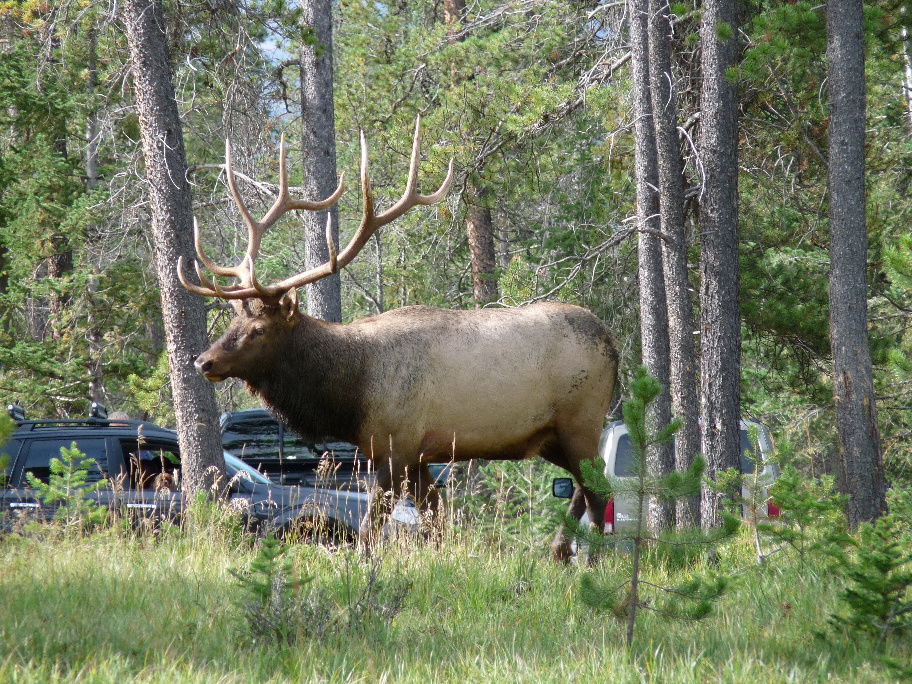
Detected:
[{"left": 194, "top": 357, "right": 213, "bottom": 375}]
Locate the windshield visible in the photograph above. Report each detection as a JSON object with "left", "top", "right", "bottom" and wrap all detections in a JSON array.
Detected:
[
  {"left": 223, "top": 452, "right": 272, "bottom": 485},
  {"left": 222, "top": 418, "right": 318, "bottom": 460},
  {"left": 610, "top": 426, "right": 769, "bottom": 477}
]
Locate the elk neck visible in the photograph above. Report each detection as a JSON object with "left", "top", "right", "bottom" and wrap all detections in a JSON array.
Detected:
[{"left": 245, "top": 311, "right": 367, "bottom": 444}]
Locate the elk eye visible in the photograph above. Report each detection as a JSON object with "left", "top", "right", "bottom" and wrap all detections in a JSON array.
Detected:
[{"left": 250, "top": 326, "right": 266, "bottom": 337}]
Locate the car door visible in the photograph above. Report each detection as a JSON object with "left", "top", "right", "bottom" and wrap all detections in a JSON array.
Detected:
[
  {"left": 109, "top": 438, "right": 184, "bottom": 526},
  {"left": 3, "top": 437, "right": 108, "bottom": 524},
  {"left": 0, "top": 438, "right": 24, "bottom": 527}
]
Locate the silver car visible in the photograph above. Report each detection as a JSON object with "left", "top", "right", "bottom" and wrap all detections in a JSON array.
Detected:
[{"left": 553, "top": 419, "right": 780, "bottom": 535}]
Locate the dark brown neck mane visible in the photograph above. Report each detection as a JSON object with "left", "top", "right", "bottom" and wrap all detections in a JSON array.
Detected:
[{"left": 245, "top": 314, "right": 366, "bottom": 443}]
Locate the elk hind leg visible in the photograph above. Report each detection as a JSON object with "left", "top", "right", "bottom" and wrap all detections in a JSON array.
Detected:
[
  {"left": 550, "top": 486, "right": 589, "bottom": 563},
  {"left": 547, "top": 432, "right": 607, "bottom": 563}
]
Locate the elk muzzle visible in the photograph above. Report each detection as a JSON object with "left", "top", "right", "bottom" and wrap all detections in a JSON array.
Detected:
[{"left": 194, "top": 353, "right": 224, "bottom": 382}]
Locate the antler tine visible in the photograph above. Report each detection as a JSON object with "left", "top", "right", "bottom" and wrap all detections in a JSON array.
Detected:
[
  {"left": 181, "top": 118, "right": 449, "bottom": 300},
  {"left": 246, "top": 256, "right": 276, "bottom": 299},
  {"left": 373, "top": 115, "right": 454, "bottom": 222},
  {"left": 177, "top": 256, "right": 222, "bottom": 298},
  {"left": 326, "top": 212, "right": 338, "bottom": 274},
  {"left": 193, "top": 217, "right": 245, "bottom": 279},
  {"left": 224, "top": 138, "right": 268, "bottom": 267},
  {"left": 270, "top": 116, "right": 452, "bottom": 293},
  {"left": 250, "top": 135, "right": 347, "bottom": 244},
  {"left": 177, "top": 255, "right": 265, "bottom": 301},
  {"left": 195, "top": 260, "right": 238, "bottom": 299}
]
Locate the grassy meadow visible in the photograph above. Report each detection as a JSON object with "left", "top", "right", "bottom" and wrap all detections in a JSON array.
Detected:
[{"left": 0, "top": 506, "right": 906, "bottom": 684}]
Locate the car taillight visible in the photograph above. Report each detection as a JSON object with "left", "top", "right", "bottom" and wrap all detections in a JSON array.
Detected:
[
  {"left": 767, "top": 502, "right": 781, "bottom": 518},
  {"left": 604, "top": 497, "right": 615, "bottom": 534}
]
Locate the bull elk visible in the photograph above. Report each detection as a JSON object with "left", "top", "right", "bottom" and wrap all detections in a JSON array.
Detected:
[{"left": 179, "top": 118, "right": 618, "bottom": 560}]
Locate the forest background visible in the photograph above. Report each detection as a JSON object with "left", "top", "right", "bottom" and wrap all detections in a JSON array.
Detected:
[{"left": 0, "top": 0, "right": 911, "bottom": 500}]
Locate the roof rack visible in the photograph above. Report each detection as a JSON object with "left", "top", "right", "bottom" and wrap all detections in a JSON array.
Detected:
[
  {"left": 11, "top": 417, "right": 172, "bottom": 433},
  {"left": 6, "top": 402, "right": 172, "bottom": 433}
]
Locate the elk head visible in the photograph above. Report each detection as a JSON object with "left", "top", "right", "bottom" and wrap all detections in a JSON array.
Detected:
[{"left": 179, "top": 117, "right": 453, "bottom": 383}]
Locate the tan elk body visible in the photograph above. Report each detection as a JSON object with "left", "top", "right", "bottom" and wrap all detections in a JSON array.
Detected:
[{"left": 181, "top": 119, "right": 617, "bottom": 560}]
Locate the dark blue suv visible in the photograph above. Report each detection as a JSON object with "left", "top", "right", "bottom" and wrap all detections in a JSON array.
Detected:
[{"left": 0, "top": 404, "right": 381, "bottom": 540}]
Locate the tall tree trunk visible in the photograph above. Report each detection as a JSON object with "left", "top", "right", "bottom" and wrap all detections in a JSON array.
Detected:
[
  {"left": 698, "top": 0, "right": 741, "bottom": 528},
  {"left": 300, "top": 0, "right": 342, "bottom": 322},
  {"left": 443, "top": 0, "right": 465, "bottom": 26},
  {"left": 902, "top": 25, "right": 912, "bottom": 134},
  {"left": 85, "top": 20, "right": 105, "bottom": 405},
  {"left": 47, "top": 127, "right": 72, "bottom": 343},
  {"left": 648, "top": 0, "right": 700, "bottom": 528},
  {"left": 122, "top": 0, "right": 225, "bottom": 493},
  {"left": 445, "top": 0, "right": 499, "bottom": 307},
  {"left": 466, "top": 190, "right": 498, "bottom": 306},
  {"left": 630, "top": 0, "right": 674, "bottom": 531},
  {"left": 45, "top": 249, "right": 72, "bottom": 341},
  {"left": 826, "top": 0, "right": 887, "bottom": 526},
  {"left": 85, "top": 23, "right": 100, "bottom": 195}
]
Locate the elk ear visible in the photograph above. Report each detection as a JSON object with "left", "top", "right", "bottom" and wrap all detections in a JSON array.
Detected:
[{"left": 279, "top": 289, "right": 298, "bottom": 321}]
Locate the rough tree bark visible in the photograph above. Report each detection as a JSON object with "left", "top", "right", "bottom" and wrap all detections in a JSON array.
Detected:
[
  {"left": 630, "top": 0, "right": 674, "bottom": 531},
  {"left": 85, "top": 21, "right": 105, "bottom": 405},
  {"left": 445, "top": 0, "right": 499, "bottom": 307},
  {"left": 122, "top": 0, "right": 225, "bottom": 493},
  {"left": 466, "top": 189, "right": 498, "bottom": 306},
  {"left": 826, "top": 0, "right": 887, "bottom": 526},
  {"left": 698, "top": 0, "right": 741, "bottom": 528},
  {"left": 300, "top": 0, "right": 342, "bottom": 322},
  {"left": 647, "top": 0, "right": 700, "bottom": 528}
]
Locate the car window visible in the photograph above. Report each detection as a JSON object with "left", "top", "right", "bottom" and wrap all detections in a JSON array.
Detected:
[
  {"left": 614, "top": 434, "right": 638, "bottom": 477},
  {"left": 224, "top": 452, "right": 271, "bottom": 485},
  {"left": 740, "top": 430, "right": 762, "bottom": 474},
  {"left": 610, "top": 424, "right": 768, "bottom": 478},
  {"left": 121, "top": 441, "right": 181, "bottom": 491},
  {"left": 0, "top": 439, "right": 20, "bottom": 486},
  {"left": 223, "top": 418, "right": 318, "bottom": 460},
  {"left": 21, "top": 439, "right": 107, "bottom": 485}
]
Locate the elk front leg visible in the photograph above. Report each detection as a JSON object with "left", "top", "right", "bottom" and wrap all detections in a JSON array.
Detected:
[
  {"left": 404, "top": 462, "right": 442, "bottom": 536},
  {"left": 359, "top": 458, "right": 408, "bottom": 548}
]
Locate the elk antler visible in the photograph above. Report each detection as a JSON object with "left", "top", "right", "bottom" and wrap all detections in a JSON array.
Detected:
[
  {"left": 178, "top": 116, "right": 454, "bottom": 303},
  {"left": 177, "top": 133, "right": 344, "bottom": 301}
]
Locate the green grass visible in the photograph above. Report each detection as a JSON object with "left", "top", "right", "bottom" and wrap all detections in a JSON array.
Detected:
[{"left": 0, "top": 517, "right": 907, "bottom": 683}]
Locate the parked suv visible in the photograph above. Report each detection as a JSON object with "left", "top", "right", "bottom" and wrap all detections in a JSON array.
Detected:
[
  {"left": 553, "top": 419, "right": 780, "bottom": 534},
  {"left": 220, "top": 408, "right": 367, "bottom": 489},
  {"left": 0, "top": 404, "right": 402, "bottom": 539},
  {"left": 220, "top": 408, "right": 451, "bottom": 491}
]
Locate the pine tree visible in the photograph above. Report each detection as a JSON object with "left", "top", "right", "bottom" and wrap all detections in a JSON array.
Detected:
[{"left": 577, "top": 367, "right": 734, "bottom": 647}]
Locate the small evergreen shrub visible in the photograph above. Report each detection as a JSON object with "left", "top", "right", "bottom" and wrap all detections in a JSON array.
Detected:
[
  {"left": 230, "top": 534, "right": 316, "bottom": 645},
  {"left": 230, "top": 538, "right": 411, "bottom": 646},
  {"left": 24, "top": 442, "right": 108, "bottom": 532},
  {"left": 829, "top": 489, "right": 912, "bottom": 651},
  {"left": 576, "top": 366, "right": 735, "bottom": 647},
  {"left": 754, "top": 442, "right": 848, "bottom": 565}
]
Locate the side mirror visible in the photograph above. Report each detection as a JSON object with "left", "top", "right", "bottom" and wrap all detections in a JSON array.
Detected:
[
  {"left": 552, "top": 477, "right": 575, "bottom": 499},
  {"left": 429, "top": 464, "right": 452, "bottom": 489}
]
